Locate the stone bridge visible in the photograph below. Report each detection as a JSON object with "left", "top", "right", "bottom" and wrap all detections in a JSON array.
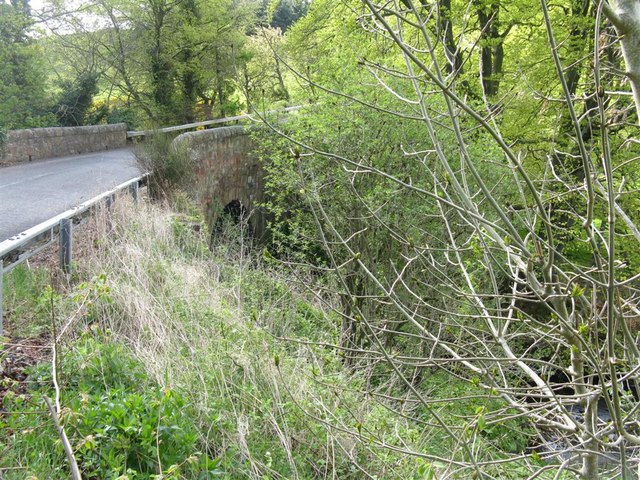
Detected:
[
  {"left": 171, "top": 126, "right": 264, "bottom": 240},
  {"left": 1, "top": 122, "right": 264, "bottom": 240}
]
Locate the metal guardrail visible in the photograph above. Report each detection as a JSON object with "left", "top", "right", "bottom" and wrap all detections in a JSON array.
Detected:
[
  {"left": 126, "top": 105, "right": 302, "bottom": 138},
  {"left": 0, "top": 104, "right": 302, "bottom": 336},
  {"left": 0, "top": 173, "right": 149, "bottom": 335}
]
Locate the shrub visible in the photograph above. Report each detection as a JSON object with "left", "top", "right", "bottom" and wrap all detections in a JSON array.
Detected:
[
  {"left": 135, "top": 133, "right": 194, "bottom": 200},
  {"left": 107, "top": 106, "right": 140, "bottom": 129},
  {"left": 1, "top": 336, "right": 219, "bottom": 479},
  {"left": 54, "top": 72, "right": 100, "bottom": 127}
]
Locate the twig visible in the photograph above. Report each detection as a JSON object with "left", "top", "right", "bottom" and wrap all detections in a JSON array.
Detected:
[
  {"left": 45, "top": 277, "right": 81, "bottom": 477},
  {"left": 43, "top": 395, "right": 82, "bottom": 480},
  {"left": 49, "top": 277, "right": 61, "bottom": 414}
]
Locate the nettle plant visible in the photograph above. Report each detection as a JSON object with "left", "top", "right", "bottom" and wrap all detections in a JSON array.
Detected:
[{"left": 5, "top": 336, "right": 220, "bottom": 479}]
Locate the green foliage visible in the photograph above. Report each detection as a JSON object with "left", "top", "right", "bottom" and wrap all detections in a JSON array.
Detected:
[
  {"left": 106, "top": 105, "right": 140, "bottom": 129},
  {"left": 257, "top": 81, "right": 518, "bottom": 358},
  {"left": 0, "top": 0, "right": 56, "bottom": 129},
  {"left": 2, "top": 196, "right": 557, "bottom": 478},
  {"left": 1, "top": 264, "right": 56, "bottom": 336},
  {"left": 171, "top": 214, "right": 210, "bottom": 259},
  {"left": 95, "top": 0, "right": 255, "bottom": 123},
  {"left": 1, "top": 336, "right": 217, "bottom": 479},
  {"left": 267, "top": 0, "right": 309, "bottom": 32},
  {"left": 3, "top": 1, "right": 638, "bottom": 476},
  {"left": 1, "top": 0, "right": 270, "bottom": 129},
  {"left": 54, "top": 72, "right": 100, "bottom": 126},
  {"left": 252, "top": 3, "right": 640, "bottom": 477},
  {"left": 242, "top": 27, "right": 292, "bottom": 107}
]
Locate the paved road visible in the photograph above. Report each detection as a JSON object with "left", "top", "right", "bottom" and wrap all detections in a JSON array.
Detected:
[{"left": 0, "top": 148, "right": 141, "bottom": 242}]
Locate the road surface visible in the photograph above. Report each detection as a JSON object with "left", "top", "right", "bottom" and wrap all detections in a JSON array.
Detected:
[{"left": 0, "top": 148, "right": 141, "bottom": 242}]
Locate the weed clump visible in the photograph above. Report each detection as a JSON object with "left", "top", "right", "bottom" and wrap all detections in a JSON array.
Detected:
[
  {"left": 2, "top": 335, "right": 218, "bottom": 479},
  {"left": 135, "top": 133, "right": 194, "bottom": 200}
]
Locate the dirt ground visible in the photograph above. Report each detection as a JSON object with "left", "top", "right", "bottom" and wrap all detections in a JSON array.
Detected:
[{"left": 0, "top": 333, "right": 51, "bottom": 408}]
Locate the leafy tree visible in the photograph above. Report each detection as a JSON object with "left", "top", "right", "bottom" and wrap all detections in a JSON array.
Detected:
[
  {"left": 0, "top": 0, "right": 56, "bottom": 129},
  {"left": 54, "top": 71, "right": 100, "bottom": 126},
  {"left": 259, "top": 0, "right": 640, "bottom": 478},
  {"left": 268, "top": 0, "right": 309, "bottom": 31},
  {"left": 242, "top": 26, "right": 290, "bottom": 107},
  {"left": 43, "top": 0, "right": 257, "bottom": 124}
]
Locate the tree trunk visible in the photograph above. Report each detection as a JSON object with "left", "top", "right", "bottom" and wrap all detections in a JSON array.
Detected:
[
  {"left": 476, "top": 1, "right": 502, "bottom": 97},
  {"left": 548, "top": 0, "right": 593, "bottom": 255},
  {"left": 179, "top": 0, "right": 200, "bottom": 123},
  {"left": 150, "top": 5, "right": 171, "bottom": 110},
  {"left": 215, "top": 48, "right": 225, "bottom": 117},
  {"left": 438, "top": 0, "right": 463, "bottom": 75},
  {"left": 603, "top": 0, "right": 640, "bottom": 122}
]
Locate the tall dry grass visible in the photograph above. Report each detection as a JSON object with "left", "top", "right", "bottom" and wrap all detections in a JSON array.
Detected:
[{"left": 70, "top": 196, "right": 412, "bottom": 479}]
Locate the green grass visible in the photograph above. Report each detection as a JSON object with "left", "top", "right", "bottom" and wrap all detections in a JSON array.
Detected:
[{"left": 2, "top": 263, "right": 55, "bottom": 338}]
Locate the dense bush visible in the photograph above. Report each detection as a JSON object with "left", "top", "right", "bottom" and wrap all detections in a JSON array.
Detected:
[
  {"left": 1, "top": 335, "right": 218, "bottom": 479},
  {"left": 54, "top": 72, "right": 100, "bottom": 127}
]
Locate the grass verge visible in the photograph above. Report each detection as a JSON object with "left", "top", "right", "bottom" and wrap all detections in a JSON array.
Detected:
[{"left": 1, "top": 197, "right": 552, "bottom": 479}]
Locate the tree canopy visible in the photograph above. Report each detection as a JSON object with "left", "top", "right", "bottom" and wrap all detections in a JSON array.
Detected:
[{"left": 0, "top": 0, "right": 54, "bottom": 129}]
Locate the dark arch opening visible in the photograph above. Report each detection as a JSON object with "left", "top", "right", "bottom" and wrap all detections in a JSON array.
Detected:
[
  {"left": 211, "top": 200, "right": 251, "bottom": 243},
  {"left": 222, "top": 199, "right": 247, "bottom": 224}
]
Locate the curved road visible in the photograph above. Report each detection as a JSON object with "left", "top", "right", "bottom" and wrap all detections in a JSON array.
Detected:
[{"left": 0, "top": 148, "right": 140, "bottom": 242}]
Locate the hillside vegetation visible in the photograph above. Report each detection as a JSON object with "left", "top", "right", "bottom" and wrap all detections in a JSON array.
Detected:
[
  {"left": 2, "top": 0, "right": 640, "bottom": 478},
  {"left": 2, "top": 198, "right": 534, "bottom": 479}
]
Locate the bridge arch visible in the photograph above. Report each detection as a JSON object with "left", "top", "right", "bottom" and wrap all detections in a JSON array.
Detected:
[{"left": 172, "top": 126, "right": 266, "bottom": 240}]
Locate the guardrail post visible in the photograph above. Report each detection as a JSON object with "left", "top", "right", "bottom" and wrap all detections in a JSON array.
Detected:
[
  {"left": 0, "top": 175, "right": 148, "bottom": 309},
  {"left": 59, "top": 219, "right": 73, "bottom": 273},
  {"left": 106, "top": 194, "right": 115, "bottom": 211},
  {"left": 129, "top": 182, "right": 139, "bottom": 203}
]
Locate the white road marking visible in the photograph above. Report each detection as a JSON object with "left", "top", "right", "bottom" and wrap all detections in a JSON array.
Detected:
[{"left": 0, "top": 172, "right": 56, "bottom": 190}]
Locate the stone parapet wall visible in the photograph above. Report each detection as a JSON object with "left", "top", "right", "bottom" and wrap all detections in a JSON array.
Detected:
[
  {"left": 0, "top": 123, "right": 128, "bottom": 165},
  {"left": 173, "top": 126, "right": 265, "bottom": 238}
]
